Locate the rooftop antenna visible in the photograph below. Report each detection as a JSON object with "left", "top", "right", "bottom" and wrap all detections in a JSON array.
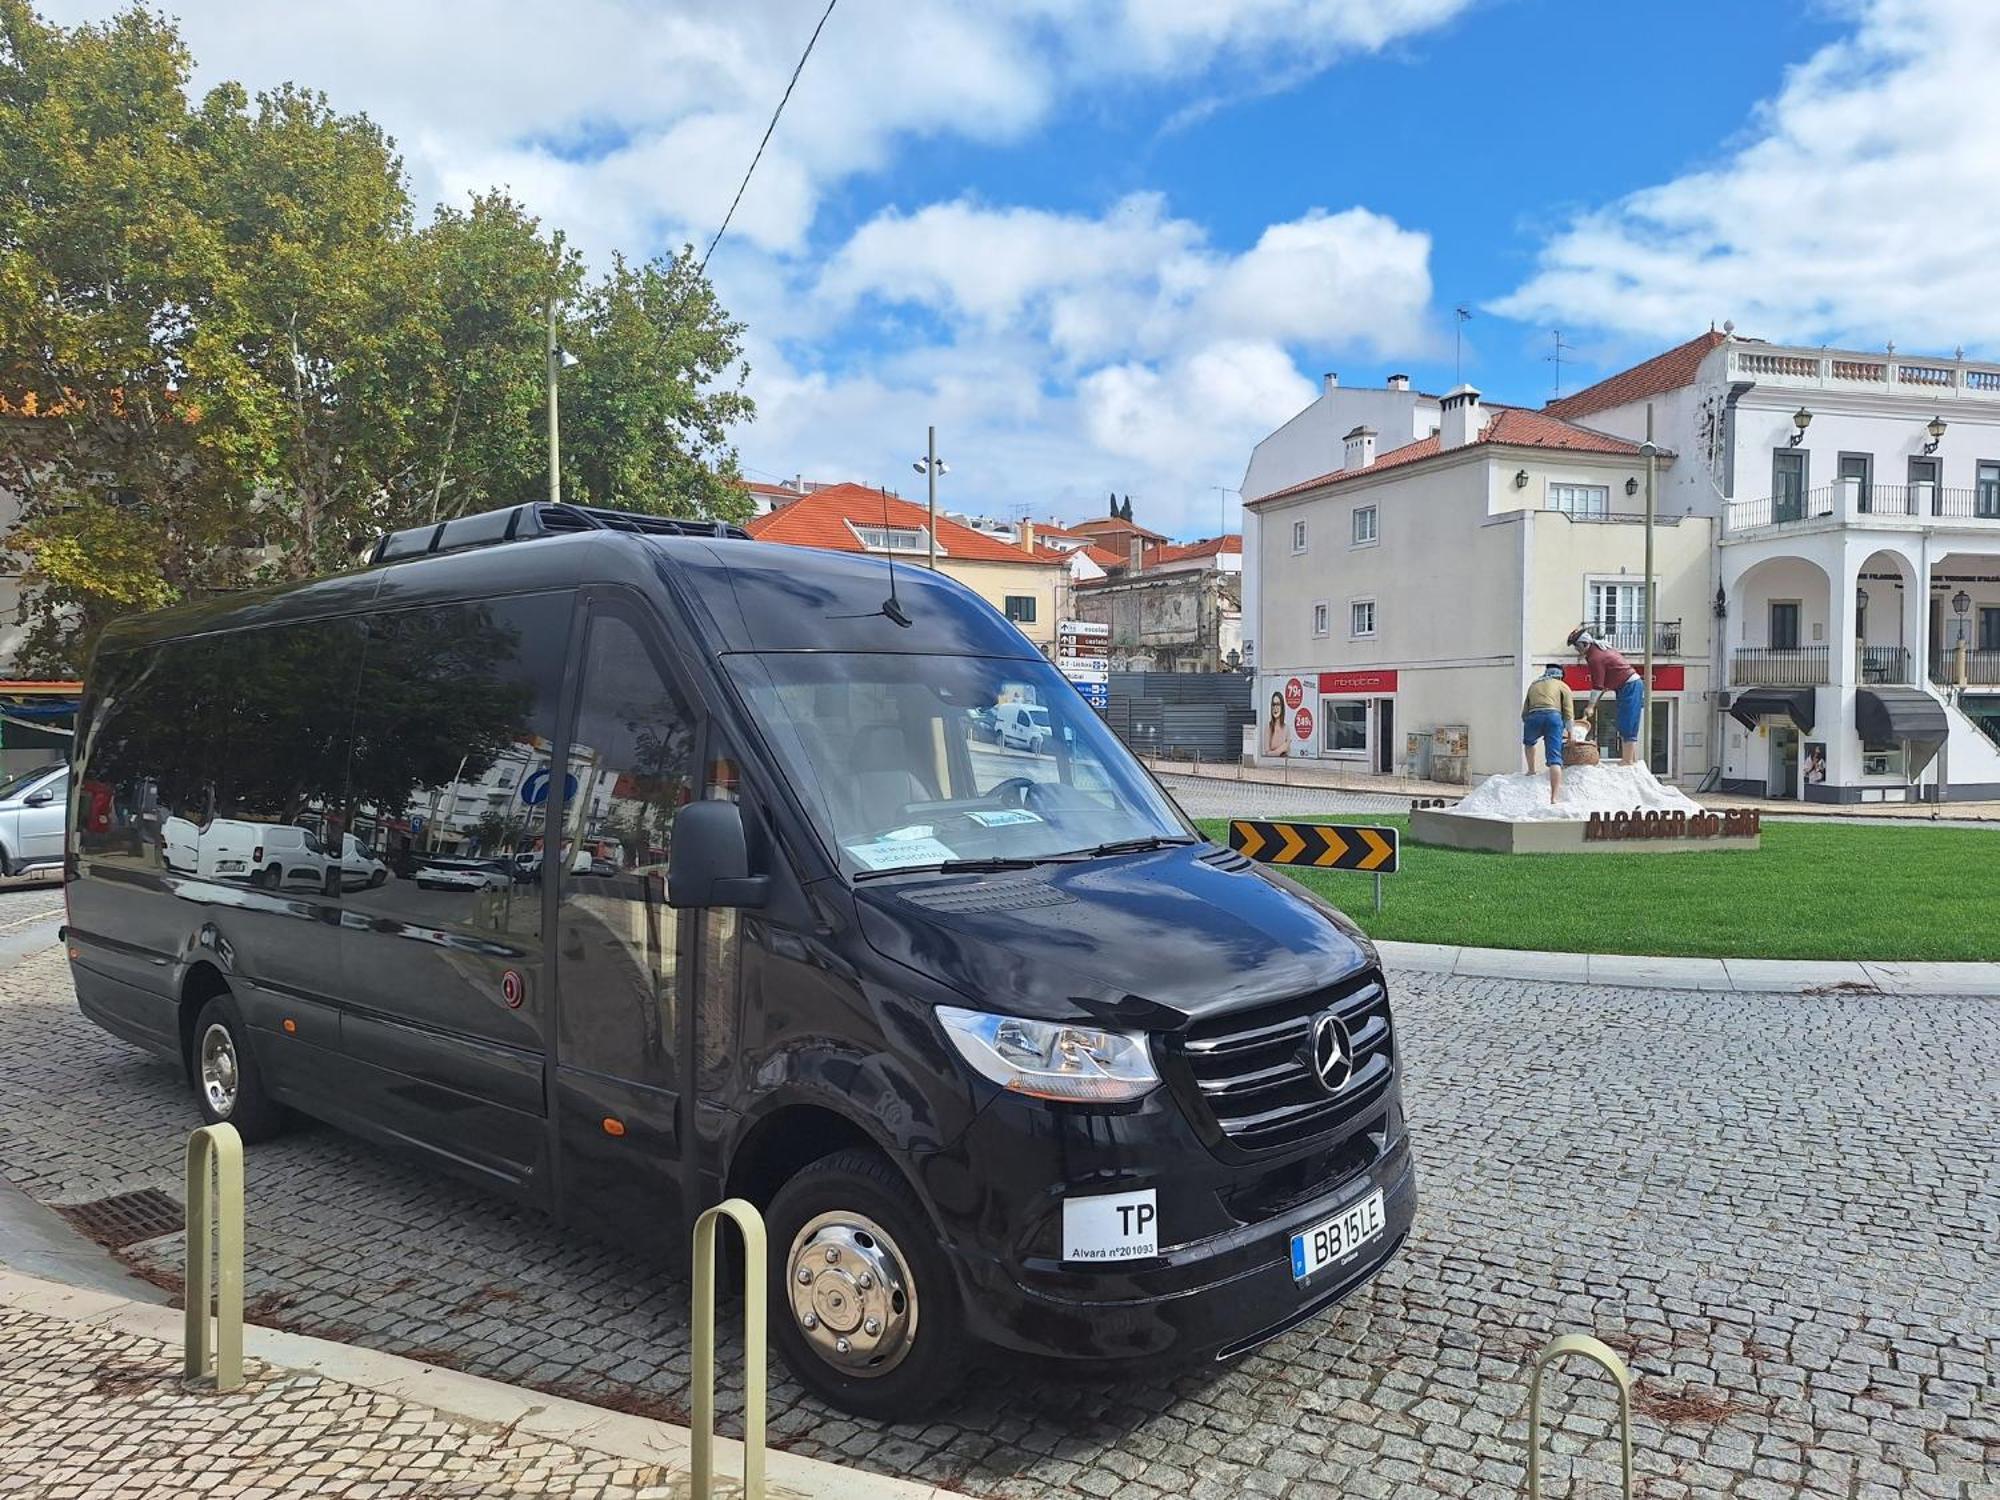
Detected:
[
  {"left": 1454, "top": 305, "right": 1473, "bottom": 384},
  {"left": 1545, "top": 328, "right": 1575, "bottom": 398},
  {"left": 877, "top": 483, "right": 911, "bottom": 627}
]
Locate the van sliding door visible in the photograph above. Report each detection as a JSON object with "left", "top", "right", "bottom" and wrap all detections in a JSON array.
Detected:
[
  {"left": 551, "top": 596, "right": 700, "bottom": 1242},
  {"left": 338, "top": 592, "right": 575, "bottom": 1194}
]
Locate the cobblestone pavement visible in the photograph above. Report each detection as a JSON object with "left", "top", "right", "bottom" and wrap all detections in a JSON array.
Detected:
[
  {"left": 0, "top": 878, "right": 63, "bottom": 935},
  {"left": 1, "top": 945, "right": 1994, "bottom": 1499},
  {"left": 1154, "top": 772, "right": 1422, "bottom": 820},
  {"left": 0, "top": 1303, "right": 697, "bottom": 1498}
]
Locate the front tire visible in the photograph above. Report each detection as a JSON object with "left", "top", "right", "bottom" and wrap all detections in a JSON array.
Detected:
[
  {"left": 191, "top": 993, "right": 285, "bottom": 1142},
  {"left": 764, "top": 1148, "right": 969, "bottom": 1419}
]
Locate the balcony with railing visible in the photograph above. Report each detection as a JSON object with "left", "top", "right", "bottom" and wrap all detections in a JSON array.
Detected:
[
  {"left": 1930, "top": 649, "right": 2000, "bottom": 687},
  {"left": 1728, "top": 343, "right": 2000, "bottom": 400},
  {"left": 1860, "top": 645, "right": 1911, "bottom": 684},
  {"left": 1731, "top": 646, "right": 1829, "bottom": 686},
  {"left": 1582, "top": 618, "right": 1683, "bottom": 656},
  {"left": 1725, "top": 480, "right": 2000, "bottom": 538}
]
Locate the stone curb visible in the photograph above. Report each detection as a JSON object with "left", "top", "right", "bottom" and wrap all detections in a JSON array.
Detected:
[
  {"left": 1377, "top": 941, "right": 2000, "bottom": 995},
  {"left": 0, "top": 1266, "right": 936, "bottom": 1500}
]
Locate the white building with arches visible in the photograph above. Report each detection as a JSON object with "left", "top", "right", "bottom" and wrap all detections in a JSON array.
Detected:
[
  {"left": 1550, "top": 331, "right": 2000, "bottom": 803},
  {"left": 1240, "top": 330, "right": 2000, "bottom": 802}
]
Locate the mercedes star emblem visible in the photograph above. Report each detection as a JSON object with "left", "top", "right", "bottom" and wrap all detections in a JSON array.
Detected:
[{"left": 1311, "top": 1013, "right": 1354, "bottom": 1093}]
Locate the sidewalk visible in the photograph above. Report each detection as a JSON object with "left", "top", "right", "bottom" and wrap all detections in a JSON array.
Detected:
[
  {"left": 1380, "top": 941, "right": 2000, "bottom": 994},
  {"left": 0, "top": 1265, "right": 926, "bottom": 1499}
]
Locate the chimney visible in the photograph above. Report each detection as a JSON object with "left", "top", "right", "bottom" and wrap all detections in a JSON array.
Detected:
[
  {"left": 1018, "top": 520, "right": 1036, "bottom": 554},
  {"left": 1439, "top": 383, "right": 1482, "bottom": 450},
  {"left": 1386, "top": 373, "right": 1410, "bottom": 391},
  {"left": 1342, "top": 424, "right": 1377, "bottom": 471},
  {"left": 1128, "top": 538, "right": 1143, "bottom": 573},
  {"left": 1321, "top": 372, "right": 1339, "bottom": 394}
]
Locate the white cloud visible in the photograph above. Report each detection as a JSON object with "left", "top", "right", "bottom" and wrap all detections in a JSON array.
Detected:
[
  {"left": 1494, "top": 0, "right": 2000, "bottom": 352},
  {"left": 821, "top": 196, "right": 1432, "bottom": 365},
  {"left": 36, "top": 0, "right": 1464, "bottom": 534},
  {"left": 789, "top": 195, "right": 1431, "bottom": 530}
]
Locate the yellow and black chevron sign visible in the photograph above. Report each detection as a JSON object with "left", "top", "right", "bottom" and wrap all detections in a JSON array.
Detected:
[{"left": 1229, "top": 819, "right": 1399, "bottom": 873}]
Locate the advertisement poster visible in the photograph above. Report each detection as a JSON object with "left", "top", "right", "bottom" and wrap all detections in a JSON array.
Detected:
[
  {"left": 1803, "top": 741, "right": 1827, "bottom": 786},
  {"left": 1260, "top": 674, "right": 1317, "bottom": 758}
]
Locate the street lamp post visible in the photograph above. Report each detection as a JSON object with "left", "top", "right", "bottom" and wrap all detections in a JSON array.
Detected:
[
  {"left": 546, "top": 235, "right": 577, "bottom": 506},
  {"left": 546, "top": 292, "right": 561, "bottom": 505},
  {"left": 1640, "top": 404, "right": 1658, "bottom": 770},
  {"left": 912, "top": 428, "right": 949, "bottom": 569}
]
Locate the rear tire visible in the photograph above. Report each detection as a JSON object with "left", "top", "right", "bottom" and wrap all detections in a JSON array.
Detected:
[{"left": 191, "top": 993, "right": 285, "bottom": 1142}]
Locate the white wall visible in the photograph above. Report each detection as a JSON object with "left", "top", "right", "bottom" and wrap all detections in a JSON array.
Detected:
[{"left": 1241, "top": 384, "right": 1439, "bottom": 500}]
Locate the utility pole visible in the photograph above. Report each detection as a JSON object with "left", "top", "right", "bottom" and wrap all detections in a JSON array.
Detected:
[
  {"left": 1641, "top": 403, "right": 1657, "bottom": 769},
  {"left": 546, "top": 288, "right": 561, "bottom": 506},
  {"left": 546, "top": 232, "right": 567, "bottom": 506},
  {"left": 925, "top": 424, "right": 938, "bottom": 569}
]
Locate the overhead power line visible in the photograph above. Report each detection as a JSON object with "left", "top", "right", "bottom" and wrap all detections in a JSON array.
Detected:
[{"left": 699, "top": 0, "right": 840, "bottom": 273}]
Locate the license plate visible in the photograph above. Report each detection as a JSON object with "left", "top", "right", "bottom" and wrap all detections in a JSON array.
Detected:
[{"left": 1289, "top": 1189, "right": 1385, "bottom": 1281}]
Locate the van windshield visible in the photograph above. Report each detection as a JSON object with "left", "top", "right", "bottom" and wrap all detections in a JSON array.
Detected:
[{"left": 730, "top": 653, "right": 1190, "bottom": 877}]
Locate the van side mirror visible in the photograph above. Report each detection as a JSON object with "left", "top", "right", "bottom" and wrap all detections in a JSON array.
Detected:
[
  {"left": 24, "top": 789, "right": 53, "bottom": 807},
  {"left": 667, "top": 801, "right": 769, "bottom": 910}
]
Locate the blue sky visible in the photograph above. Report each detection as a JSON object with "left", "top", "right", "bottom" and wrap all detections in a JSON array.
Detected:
[{"left": 46, "top": 0, "right": 2000, "bottom": 536}]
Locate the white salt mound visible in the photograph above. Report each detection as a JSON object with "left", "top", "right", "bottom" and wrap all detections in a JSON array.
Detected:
[{"left": 1452, "top": 763, "right": 1703, "bottom": 822}]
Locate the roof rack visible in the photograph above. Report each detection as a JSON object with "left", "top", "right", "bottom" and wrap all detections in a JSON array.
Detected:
[{"left": 364, "top": 503, "right": 749, "bottom": 566}]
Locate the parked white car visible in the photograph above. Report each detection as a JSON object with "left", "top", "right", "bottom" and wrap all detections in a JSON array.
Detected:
[
  {"left": 339, "top": 833, "right": 389, "bottom": 889},
  {"left": 160, "top": 818, "right": 334, "bottom": 889},
  {"left": 414, "top": 857, "right": 512, "bottom": 892},
  {"left": 0, "top": 763, "right": 67, "bottom": 877},
  {"left": 993, "top": 702, "right": 1052, "bottom": 753}
]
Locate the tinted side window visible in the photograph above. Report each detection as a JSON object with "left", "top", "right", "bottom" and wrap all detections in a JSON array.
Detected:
[
  {"left": 77, "top": 642, "right": 210, "bottom": 873},
  {"left": 182, "top": 620, "right": 366, "bottom": 892},
  {"left": 346, "top": 595, "right": 572, "bottom": 939},
  {"left": 556, "top": 610, "right": 695, "bottom": 1078}
]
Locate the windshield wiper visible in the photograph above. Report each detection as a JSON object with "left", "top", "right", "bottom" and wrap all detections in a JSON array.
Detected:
[
  {"left": 1063, "top": 835, "right": 1199, "bottom": 859},
  {"left": 853, "top": 854, "right": 1078, "bottom": 881}
]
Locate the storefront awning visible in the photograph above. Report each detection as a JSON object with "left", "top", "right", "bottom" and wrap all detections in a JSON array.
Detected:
[
  {"left": 1855, "top": 687, "right": 1948, "bottom": 745},
  {"left": 1729, "top": 686, "right": 1815, "bottom": 734}
]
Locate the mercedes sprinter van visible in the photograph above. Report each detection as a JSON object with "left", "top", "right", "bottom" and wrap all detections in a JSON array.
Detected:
[{"left": 66, "top": 501, "right": 1415, "bottom": 1415}]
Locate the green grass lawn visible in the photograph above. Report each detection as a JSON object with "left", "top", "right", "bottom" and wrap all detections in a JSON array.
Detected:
[{"left": 1193, "top": 815, "right": 2000, "bottom": 961}]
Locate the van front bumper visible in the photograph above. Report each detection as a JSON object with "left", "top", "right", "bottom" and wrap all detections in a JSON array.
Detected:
[{"left": 926, "top": 1087, "right": 1417, "bottom": 1364}]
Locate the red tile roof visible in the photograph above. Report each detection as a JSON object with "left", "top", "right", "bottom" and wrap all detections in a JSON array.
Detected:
[
  {"left": 1250, "top": 407, "right": 1646, "bottom": 505},
  {"left": 1070, "top": 516, "right": 1170, "bottom": 543},
  {"left": 1030, "top": 519, "right": 1093, "bottom": 541},
  {"left": 1144, "top": 535, "right": 1242, "bottom": 566},
  {"left": 1544, "top": 330, "right": 1726, "bottom": 420},
  {"left": 745, "top": 483, "right": 1063, "bottom": 565},
  {"left": 1079, "top": 543, "right": 1126, "bottom": 568}
]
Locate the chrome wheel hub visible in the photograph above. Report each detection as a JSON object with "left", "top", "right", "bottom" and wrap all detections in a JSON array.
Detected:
[
  {"left": 785, "top": 1211, "right": 917, "bottom": 1377},
  {"left": 199, "top": 1023, "right": 238, "bottom": 1117}
]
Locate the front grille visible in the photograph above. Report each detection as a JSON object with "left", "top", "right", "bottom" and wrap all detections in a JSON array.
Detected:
[{"left": 1173, "top": 968, "right": 1392, "bottom": 1152}]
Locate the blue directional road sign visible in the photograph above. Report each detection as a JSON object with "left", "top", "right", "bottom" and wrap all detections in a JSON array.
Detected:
[
  {"left": 1076, "top": 681, "right": 1109, "bottom": 711},
  {"left": 520, "top": 768, "right": 579, "bottom": 807}
]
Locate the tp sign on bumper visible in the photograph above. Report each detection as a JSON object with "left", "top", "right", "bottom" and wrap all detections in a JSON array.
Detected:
[{"left": 1062, "top": 1189, "right": 1157, "bottom": 1262}]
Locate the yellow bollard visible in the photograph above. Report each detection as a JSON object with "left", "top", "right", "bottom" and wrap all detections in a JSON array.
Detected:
[
  {"left": 183, "top": 1123, "right": 245, "bottom": 1393},
  {"left": 1527, "top": 1332, "right": 1634, "bottom": 1500},
  {"left": 691, "top": 1198, "right": 768, "bottom": 1500}
]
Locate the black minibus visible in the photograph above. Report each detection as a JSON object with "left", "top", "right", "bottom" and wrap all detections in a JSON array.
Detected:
[{"left": 65, "top": 501, "right": 1415, "bottom": 1415}]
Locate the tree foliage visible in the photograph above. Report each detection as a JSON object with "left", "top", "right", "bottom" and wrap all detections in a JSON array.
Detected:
[{"left": 0, "top": 2, "right": 753, "bottom": 672}]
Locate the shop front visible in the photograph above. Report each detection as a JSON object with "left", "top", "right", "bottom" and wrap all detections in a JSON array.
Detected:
[{"left": 1255, "top": 669, "right": 1398, "bottom": 772}]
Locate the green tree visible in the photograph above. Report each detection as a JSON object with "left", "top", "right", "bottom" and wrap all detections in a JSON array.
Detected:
[
  {"left": 0, "top": 2, "right": 260, "bottom": 669},
  {"left": 0, "top": 4, "right": 758, "bottom": 670},
  {"left": 561, "top": 249, "right": 753, "bottom": 523}
]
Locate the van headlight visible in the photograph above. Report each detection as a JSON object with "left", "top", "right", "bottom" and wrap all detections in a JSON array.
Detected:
[{"left": 937, "top": 1006, "right": 1159, "bottom": 1103}]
